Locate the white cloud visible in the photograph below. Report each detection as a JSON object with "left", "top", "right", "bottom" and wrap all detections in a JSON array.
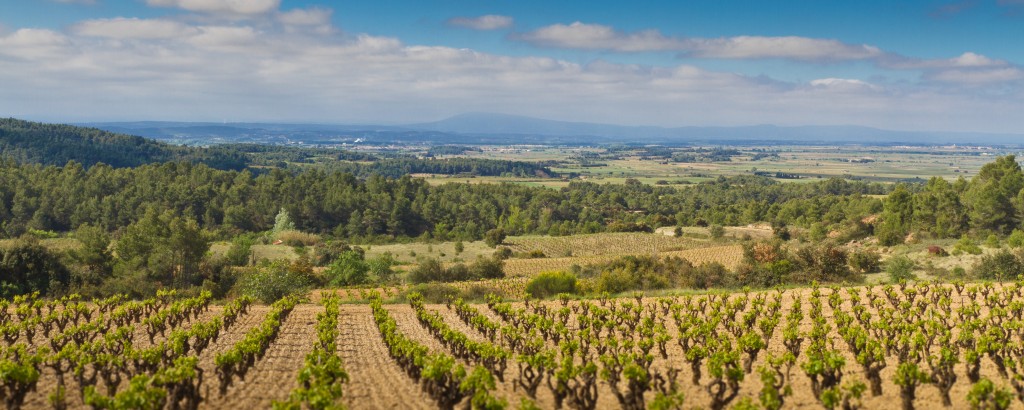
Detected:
[
  {"left": 73, "top": 18, "right": 196, "bottom": 39},
  {"left": 146, "top": 0, "right": 280, "bottom": 15},
  {"left": 278, "top": 7, "right": 332, "bottom": 26},
  {"left": 0, "top": 29, "right": 71, "bottom": 59},
  {"left": 685, "top": 36, "right": 883, "bottom": 61},
  {"left": 810, "top": 78, "right": 880, "bottom": 91},
  {"left": 518, "top": 22, "right": 684, "bottom": 52},
  {"left": 519, "top": 22, "right": 883, "bottom": 61},
  {"left": 447, "top": 15, "right": 514, "bottom": 30},
  {"left": 928, "top": 67, "right": 1024, "bottom": 84},
  {"left": 0, "top": 15, "right": 1022, "bottom": 133}
]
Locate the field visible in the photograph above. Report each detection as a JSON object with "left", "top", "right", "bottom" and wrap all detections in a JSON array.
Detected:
[
  {"left": 411, "top": 145, "right": 1022, "bottom": 187},
  {"left": 9, "top": 281, "right": 1024, "bottom": 409}
]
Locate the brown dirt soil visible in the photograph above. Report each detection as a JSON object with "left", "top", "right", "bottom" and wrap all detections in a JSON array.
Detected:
[
  {"left": 202, "top": 304, "right": 320, "bottom": 409},
  {"left": 338, "top": 304, "right": 435, "bottom": 410}
]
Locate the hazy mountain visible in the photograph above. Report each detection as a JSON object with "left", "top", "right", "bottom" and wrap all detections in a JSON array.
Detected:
[
  {"left": 412, "top": 112, "right": 1024, "bottom": 145},
  {"left": 81, "top": 112, "right": 1024, "bottom": 146}
]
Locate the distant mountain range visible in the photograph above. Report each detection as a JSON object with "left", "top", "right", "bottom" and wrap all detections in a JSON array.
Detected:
[{"left": 80, "top": 112, "right": 1024, "bottom": 146}]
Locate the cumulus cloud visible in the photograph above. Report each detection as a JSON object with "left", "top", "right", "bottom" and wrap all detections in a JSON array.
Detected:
[
  {"left": 518, "top": 22, "right": 684, "bottom": 52},
  {"left": 278, "top": 7, "right": 333, "bottom": 26},
  {"left": 519, "top": 22, "right": 883, "bottom": 61},
  {"left": 447, "top": 15, "right": 514, "bottom": 30},
  {"left": 684, "top": 36, "right": 883, "bottom": 61},
  {"left": 146, "top": 0, "right": 280, "bottom": 15},
  {"left": 810, "top": 78, "right": 880, "bottom": 91},
  {"left": 928, "top": 67, "right": 1024, "bottom": 84},
  {"left": 73, "top": 18, "right": 196, "bottom": 39},
  {"left": 0, "top": 14, "right": 1021, "bottom": 132}
]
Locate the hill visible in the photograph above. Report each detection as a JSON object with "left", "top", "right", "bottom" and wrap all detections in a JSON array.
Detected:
[{"left": 0, "top": 118, "right": 247, "bottom": 169}]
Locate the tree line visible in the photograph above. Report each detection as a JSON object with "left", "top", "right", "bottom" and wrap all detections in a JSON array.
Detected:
[{"left": 0, "top": 159, "right": 888, "bottom": 241}]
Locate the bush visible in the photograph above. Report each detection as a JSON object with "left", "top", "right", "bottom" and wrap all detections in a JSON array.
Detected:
[
  {"left": 954, "top": 235, "right": 983, "bottom": 255},
  {"left": 0, "top": 236, "right": 71, "bottom": 298},
  {"left": 690, "top": 262, "right": 730, "bottom": 289},
  {"left": 367, "top": 252, "right": 399, "bottom": 283},
  {"left": 986, "top": 234, "right": 1002, "bottom": 249},
  {"left": 525, "top": 271, "right": 578, "bottom": 298},
  {"left": 403, "top": 283, "right": 460, "bottom": 303},
  {"left": 1008, "top": 230, "right": 1024, "bottom": 249},
  {"left": 972, "top": 250, "right": 1024, "bottom": 281},
  {"left": 470, "top": 256, "right": 505, "bottom": 279},
  {"left": 794, "top": 243, "right": 855, "bottom": 282},
  {"left": 493, "top": 247, "right": 512, "bottom": 260},
  {"left": 848, "top": 249, "right": 881, "bottom": 273},
  {"left": 326, "top": 250, "right": 369, "bottom": 286},
  {"left": 709, "top": 225, "right": 726, "bottom": 239},
  {"left": 236, "top": 260, "right": 314, "bottom": 303},
  {"left": 484, "top": 228, "right": 506, "bottom": 248},
  {"left": 312, "top": 241, "right": 362, "bottom": 267},
  {"left": 224, "top": 235, "right": 254, "bottom": 266},
  {"left": 886, "top": 256, "right": 917, "bottom": 283}
]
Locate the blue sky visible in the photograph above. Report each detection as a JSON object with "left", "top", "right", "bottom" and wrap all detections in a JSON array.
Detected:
[{"left": 1, "top": 0, "right": 1022, "bottom": 133}]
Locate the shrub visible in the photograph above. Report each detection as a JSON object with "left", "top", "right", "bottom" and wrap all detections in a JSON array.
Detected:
[
  {"left": 236, "top": 260, "right": 314, "bottom": 303},
  {"left": 526, "top": 249, "right": 546, "bottom": 259},
  {"left": 794, "top": 243, "right": 855, "bottom": 282},
  {"left": 986, "top": 234, "right": 1001, "bottom": 249},
  {"left": 848, "top": 249, "right": 881, "bottom": 273},
  {"left": 493, "top": 247, "right": 512, "bottom": 260},
  {"left": 484, "top": 228, "right": 506, "bottom": 248},
  {"left": 971, "top": 250, "right": 1024, "bottom": 281},
  {"left": 886, "top": 256, "right": 917, "bottom": 283},
  {"left": 709, "top": 225, "right": 726, "bottom": 239},
  {"left": 224, "top": 235, "right": 254, "bottom": 266},
  {"left": 1008, "top": 230, "right": 1024, "bottom": 248},
  {"left": 326, "top": 251, "right": 369, "bottom": 286},
  {"left": 312, "top": 241, "right": 362, "bottom": 267},
  {"left": 0, "top": 236, "right": 71, "bottom": 298},
  {"left": 954, "top": 235, "right": 983, "bottom": 256},
  {"left": 404, "top": 283, "right": 460, "bottom": 303},
  {"left": 367, "top": 252, "right": 399, "bottom": 283},
  {"left": 407, "top": 258, "right": 447, "bottom": 284},
  {"left": 470, "top": 256, "right": 505, "bottom": 279},
  {"left": 525, "top": 271, "right": 578, "bottom": 298}
]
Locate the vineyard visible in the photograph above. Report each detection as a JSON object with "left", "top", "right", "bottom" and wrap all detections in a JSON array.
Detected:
[
  {"left": 503, "top": 233, "right": 706, "bottom": 258},
  {"left": 7, "top": 281, "right": 1024, "bottom": 409},
  {"left": 503, "top": 245, "right": 745, "bottom": 277}
]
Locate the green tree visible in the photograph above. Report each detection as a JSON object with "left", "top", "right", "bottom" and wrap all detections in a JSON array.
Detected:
[
  {"left": 886, "top": 256, "right": 916, "bottom": 283},
  {"left": 326, "top": 251, "right": 369, "bottom": 286},
  {"left": 484, "top": 228, "right": 506, "bottom": 248},
  {"left": 69, "top": 223, "right": 113, "bottom": 279},
  {"left": 965, "top": 155, "right": 1024, "bottom": 234},
  {"left": 0, "top": 236, "right": 71, "bottom": 297},
  {"left": 274, "top": 207, "right": 296, "bottom": 233},
  {"left": 876, "top": 184, "right": 913, "bottom": 246}
]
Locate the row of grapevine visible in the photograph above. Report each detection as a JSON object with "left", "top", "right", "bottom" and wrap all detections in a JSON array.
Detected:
[
  {"left": 369, "top": 292, "right": 505, "bottom": 410},
  {"left": 274, "top": 292, "right": 349, "bottom": 410},
  {"left": 215, "top": 295, "right": 299, "bottom": 393}
]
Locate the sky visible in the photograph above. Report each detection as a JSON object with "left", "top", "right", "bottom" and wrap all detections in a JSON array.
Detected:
[{"left": 1, "top": 0, "right": 1023, "bottom": 133}]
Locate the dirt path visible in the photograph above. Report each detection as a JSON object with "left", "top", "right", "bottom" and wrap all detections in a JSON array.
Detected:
[
  {"left": 202, "top": 304, "right": 319, "bottom": 409},
  {"left": 338, "top": 304, "right": 435, "bottom": 410}
]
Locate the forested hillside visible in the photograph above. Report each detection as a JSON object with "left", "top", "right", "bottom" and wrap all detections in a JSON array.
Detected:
[
  {"left": 0, "top": 118, "right": 248, "bottom": 169},
  {"left": 0, "top": 118, "right": 555, "bottom": 177},
  {"left": 1, "top": 159, "right": 886, "bottom": 240}
]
